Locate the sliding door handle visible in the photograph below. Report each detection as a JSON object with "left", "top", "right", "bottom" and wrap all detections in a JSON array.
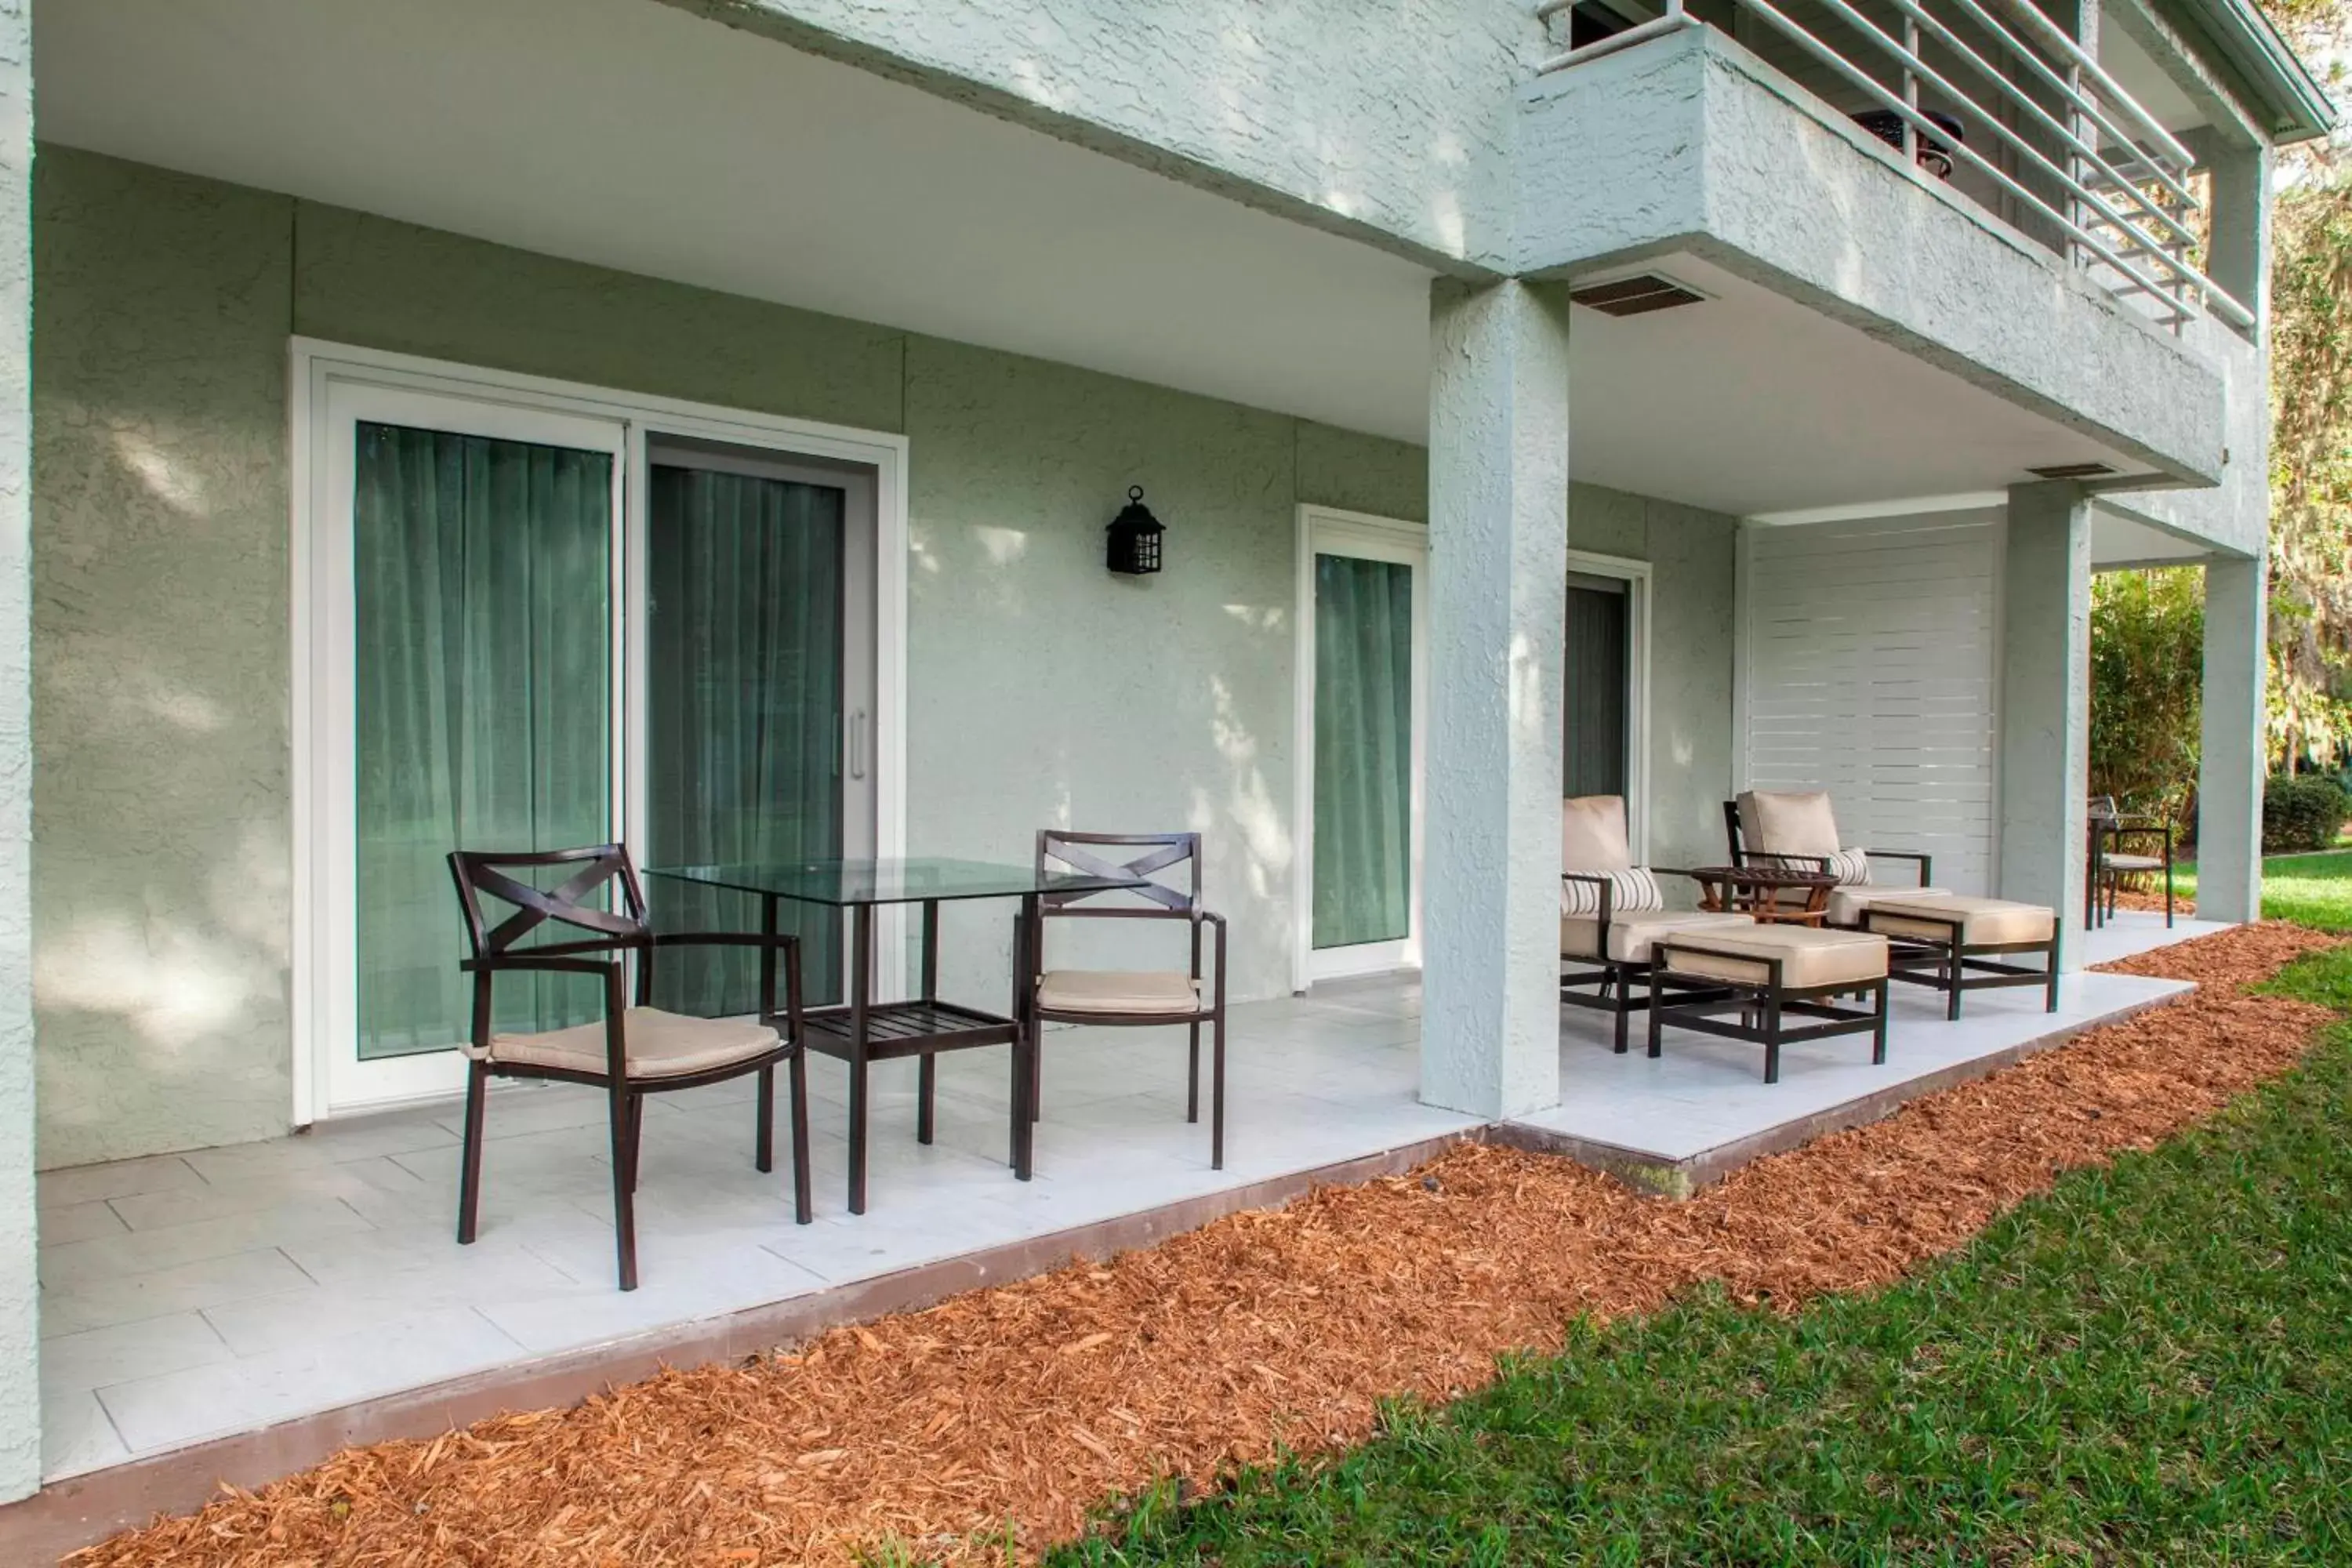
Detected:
[{"left": 849, "top": 710, "right": 869, "bottom": 780}]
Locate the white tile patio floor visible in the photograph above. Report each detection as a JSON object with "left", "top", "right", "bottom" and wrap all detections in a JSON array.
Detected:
[
  {"left": 1516, "top": 911, "right": 2223, "bottom": 1167},
  {"left": 32, "top": 910, "right": 2216, "bottom": 1483},
  {"left": 34, "top": 985, "right": 1461, "bottom": 1481}
]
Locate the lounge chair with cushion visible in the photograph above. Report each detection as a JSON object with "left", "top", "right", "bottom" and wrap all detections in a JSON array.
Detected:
[
  {"left": 1559, "top": 794, "right": 1755, "bottom": 1052},
  {"left": 1724, "top": 789, "right": 1950, "bottom": 929}
]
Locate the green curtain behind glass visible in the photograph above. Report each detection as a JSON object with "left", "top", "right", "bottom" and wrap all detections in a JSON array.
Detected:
[
  {"left": 1313, "top": 554, "right": 1414, "bottom": 950},
  {"left": 647, "top": 465, "right": 845, "bottom": 1015},
  {"left": 1564, "top": 582, "right": 1630, "bottom": 800},
  {"left": 353, "top": 422, "right": 612, "bottom": 1061}
]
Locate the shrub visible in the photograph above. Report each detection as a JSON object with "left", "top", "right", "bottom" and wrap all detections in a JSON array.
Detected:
[
  {"left": 2263, "top": 772, "right": 2351, "bottom": 852},
  {"left": 2090, "top": 568, "right": 2202, "bottom": 830}
]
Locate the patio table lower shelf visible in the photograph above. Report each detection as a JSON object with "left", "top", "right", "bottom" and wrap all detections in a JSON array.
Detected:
[
  {"left": 797, "top": 997, "right": 1022, "bottom": 1168},
  {"left": 648, "top": 856, "right": 1145, "bottom": 1214}
]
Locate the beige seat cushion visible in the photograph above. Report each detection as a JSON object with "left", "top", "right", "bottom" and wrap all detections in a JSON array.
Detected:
[
  {"left": 1037, "top": 970, "right": 1203, "bottom": 1015},
  {"left": 1563, "top": 909, "right": 1756, "bottom": 964},
  {"left": 1867, "top": 895, "right": 2054, "bottom": 946},
  {"left": 2100, "top": 853, "right": 2166, "bottom": 873},
  {"left": 1562, "top": 795, "right": 1634, "bottom": 874},
  {"left": 1826, "top": 884, "right": 1950, "bottom": 927},
  {"left": 1657, "top": 924, "right": 1889, "bottom": 990},
  {"left": 1739, "top": 789, "right": 1842, "bottom": 858},
  {"left": 477, "top": 1007, "right": 779, "bottom": 1080}
]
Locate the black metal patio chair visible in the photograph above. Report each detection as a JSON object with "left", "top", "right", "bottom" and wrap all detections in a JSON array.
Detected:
[
  {"left": 1018, "top": 830, "right": 1229, "bottom": 1169},
  {"left": 447, "top": 844, "right": 811, "bottom": 1290}
]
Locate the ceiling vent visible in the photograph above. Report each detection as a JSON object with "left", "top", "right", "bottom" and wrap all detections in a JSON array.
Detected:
[
  {"left": 2026, "top": 461, "right": 2118, "bottom": 480},
  {"left": 1570, "top": 274, "right": 1707, "bottom": 317}
]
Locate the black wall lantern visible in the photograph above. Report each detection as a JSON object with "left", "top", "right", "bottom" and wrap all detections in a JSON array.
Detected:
[{"left": 1105, "top": 486, "right": 1165, "bottom": 575}]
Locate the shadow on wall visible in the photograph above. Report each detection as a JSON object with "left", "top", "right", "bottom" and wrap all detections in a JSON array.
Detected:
[
  {"left": 902, "top": 434, "right": 1301, "bottom": 1007},
  {"left": 33, "top": 406, "right": 295, "bottom": 1171}
]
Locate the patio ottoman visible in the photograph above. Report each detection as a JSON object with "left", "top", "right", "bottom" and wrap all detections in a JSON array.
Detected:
[
  {"left": 1648, "top": 925, "right": 1890, "bottom": 1083},
  {"left": 1825, "top": 883, "right": 1951, "bottom": 928},
  {"left": 1563, "top": 909, "right": 1757, "bottom": 1054},
  {"left": 1862, "top": 895, "right": 2060, "bottom": 1020}
]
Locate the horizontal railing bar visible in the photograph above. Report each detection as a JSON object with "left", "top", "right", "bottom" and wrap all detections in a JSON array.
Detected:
[
  {"left": 1535, "top": 9, "right": 1699, "bottom": 72},
  {"left": 1987, "top": 0, "right": 2198, "bottom": 173},
  {"left": 1791, "top": 0, "right": 2251, "bottom": 328},
  {"left": 2079, "top": 211, "right": 2252, "bottom": 329},
  {"left": 1734, "top": 0, "right": 2198, "bottom": 317},
  {"left": 2082, "top": 268, "right": 2195, "bottom": 319},
  {"left": 1525, "top": 0, "right": 2255, "bottom": 330},
  {"left": 1932, "top": 0, "right": 2201, "bottom": 212},
  {"left": 1796, "top": 0, "right": 2205, "bottom": 307},
  {"left": 2082, "top": 220, "right": 2205, "bottom": 282},
  {"left": 1881, "top": 0, "right": 2201, "bottom": 253}
]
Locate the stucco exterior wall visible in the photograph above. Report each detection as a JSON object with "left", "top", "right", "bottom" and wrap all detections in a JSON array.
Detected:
[
  {"left": 2100, "top": 320, "right": 2270, "bottom": 561},
  {"left": 0, "top": 0, "right": 35, "bottom": 1505},
  {"left": 1515, "top": 27, "right": 2234, "bottom": 499},
  {"left": 898, "top": 337, "right": 1303, "bottom": 1000},
  {"left": 667, "top": 0, "right": 1541, "bottom": 274},
  {"left": 1566, "top": 482, "right": 1740, "bottom": 877},
  {"left": 35, "top": 149, "right": 1719, "bottom": 1167},
  {"left": 31, "top": 152, "right": 295, "bottom": 1174}
]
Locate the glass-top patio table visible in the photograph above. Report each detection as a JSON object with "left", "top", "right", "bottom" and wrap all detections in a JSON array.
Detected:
[{"left": 646, "top": 857, "right": 1144, "bottom": 1214}]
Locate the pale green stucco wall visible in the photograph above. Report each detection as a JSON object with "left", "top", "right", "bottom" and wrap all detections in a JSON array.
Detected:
[
  {"left": 0, "top": 0, "right": 38, "bottom": 1503},
  {"left": 33, "top": 151, "right": 296, "bottom": 1171},
  {"left": 1566, "top": 481, "right": 1740, "bottom": 878},
  {"left": 30, "top": 147, "right": 1735, "bottom": 1167}
]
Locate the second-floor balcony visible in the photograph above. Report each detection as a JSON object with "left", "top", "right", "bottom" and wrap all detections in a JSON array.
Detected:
[{"left": 1534, "top": 0, "right": 2323, "bottom": 338}]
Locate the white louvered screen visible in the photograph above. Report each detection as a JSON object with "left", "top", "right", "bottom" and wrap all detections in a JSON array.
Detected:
[{"left": 1740, "top": 511, "right": 2002, "bottom": 895}]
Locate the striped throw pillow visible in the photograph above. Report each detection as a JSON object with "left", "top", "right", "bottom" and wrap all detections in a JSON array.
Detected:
[
  {"left": 1560, "top": 867, "right": 1665, "bottom": 916},
  {"left": 1826, "top": 847, "right": 1873, "bottom": 886}
]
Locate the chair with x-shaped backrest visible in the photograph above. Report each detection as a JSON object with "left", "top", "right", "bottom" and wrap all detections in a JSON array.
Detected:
[
  {"left": 447, "top": 844, "right": 811, "bottom": 1290},
  {"left": 1020, "top": 830, "right": 1228, "bottom": 1169}
]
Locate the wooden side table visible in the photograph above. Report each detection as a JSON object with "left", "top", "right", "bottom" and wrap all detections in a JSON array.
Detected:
[{"left": 1686, "top": 865, "right": 1839, "bottom": 927}]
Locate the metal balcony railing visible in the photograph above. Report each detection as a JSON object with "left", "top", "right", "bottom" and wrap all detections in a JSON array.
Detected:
[{"left": 1535, "top": 0, "right": 2254, "bottom": 332}]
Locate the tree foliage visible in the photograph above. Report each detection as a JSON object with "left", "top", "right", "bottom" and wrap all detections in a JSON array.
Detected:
[
  {"left": 2267, "top": 170, "right": 2352, "bottom": 768},
  {"left": 2089, "top": 567, "right": 2204, "bottom": 825},
  {"left": 2264, "top": 4, "right": 2352, "bottom": 768}
]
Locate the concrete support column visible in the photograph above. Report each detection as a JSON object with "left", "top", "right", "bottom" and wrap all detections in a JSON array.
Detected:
[
  {"left": 2196, "top": 134, "right": 2274, "bottom": 329},
  {"left": 0, "top": 0, "right": 32, "bottom": 1505},
  {"left": 1420, "top": 278, "right": 1571, "bottom": 1120},
  {"left": 2197, "top": 554, "right": 2267, "bottom": 924},
  {"left": 1998, "top": 481, "right": 2092, "bottom": 968}
]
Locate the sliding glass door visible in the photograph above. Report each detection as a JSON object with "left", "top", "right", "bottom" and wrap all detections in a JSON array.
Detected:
[
  {"left": 1300, "top": 510, "right": 1427, "bottom": 982},
  {"left": 644, "top": 448, "right": 875, "bottom": 1012},
  {"left": 353, "top": 422, "right": 617, "bottom": 1066},
  {"left": 1562, "top": 555, "right": 1650, "bottom": 860},
  {"left": 314, "top": 376, "right": 879, "bottom": 1116},
  {"left": 1564, "top": 572, "right": 1632, "bottom": 800},
  {"left": 318, "top": 385, "right": 627, "bottom": 1111}
]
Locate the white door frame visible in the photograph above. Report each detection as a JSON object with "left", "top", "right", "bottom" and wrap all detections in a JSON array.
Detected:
[
  {"left": 290, "top": 339, "right": 909, "bottom": 1123},
  {"left": 1564, "top": 549, "right": 1653, "bottom": 862},
  {"left": 1292, "top": 505, "right": 1429, "bottom": 990}
]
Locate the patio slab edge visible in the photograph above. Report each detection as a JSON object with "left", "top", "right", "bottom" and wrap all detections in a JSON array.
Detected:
[
  {"left": 1, "top": 1130, "right": 1479, "bottom": 1563},
  {"left": 1495, "top": 982, "right": 2195, "bottom": 1198}
]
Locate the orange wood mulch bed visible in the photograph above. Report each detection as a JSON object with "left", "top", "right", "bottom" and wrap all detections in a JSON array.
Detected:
[
  {"left": 69, "top": 922, "right": 2342, "bottom": 1567},
  {"left": 2108, "top": 887, "right": 2196, "bottom": 916}
]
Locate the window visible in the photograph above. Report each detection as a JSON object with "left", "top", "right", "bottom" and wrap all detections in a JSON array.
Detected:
[{"left": 293, "top": 343, "right": 906, "bottom": 1120}]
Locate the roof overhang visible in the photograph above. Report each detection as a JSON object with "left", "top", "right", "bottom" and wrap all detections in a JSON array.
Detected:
[{"left": 2158, "top": 0, "right": 2339, "bottom": 144}]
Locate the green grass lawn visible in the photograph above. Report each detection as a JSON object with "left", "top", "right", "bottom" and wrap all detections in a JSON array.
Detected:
[
  {"left": 1050, "top": 946, "right": 2352, "bottom": 1568},
  {"left": 2173, "top": 850, "right": 2352, "bottom": 933}
]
